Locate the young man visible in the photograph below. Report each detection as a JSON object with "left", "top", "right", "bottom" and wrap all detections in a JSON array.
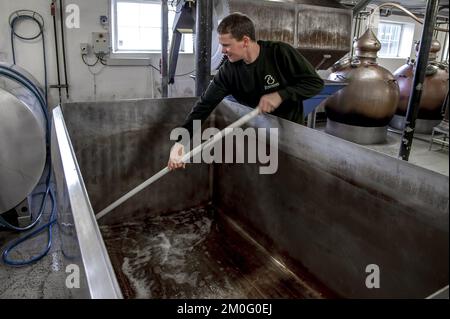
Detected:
[{"left": 168, "top": 12, "right": 324, "bottom": 170}]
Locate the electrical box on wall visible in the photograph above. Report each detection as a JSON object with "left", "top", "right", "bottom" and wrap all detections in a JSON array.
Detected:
[
  {"left": 92, "top": 32, "right": 110, "bottom": 55},
  {"left": 80, "top": 43, "right": 90, "bottom": 55},
  {"left": 100, "top": 15, "right": 108, "bottom": 26}
]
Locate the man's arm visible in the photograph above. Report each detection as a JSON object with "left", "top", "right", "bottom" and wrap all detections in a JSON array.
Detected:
[
  {"left": 276, "top": 43, "right": 324, "bottom": 103},
  {"left": 181, "top": 70, "right": 230, "bottom": 138},
  {"left": 169, "top": 69, "right": 230, "bottom": 170}
]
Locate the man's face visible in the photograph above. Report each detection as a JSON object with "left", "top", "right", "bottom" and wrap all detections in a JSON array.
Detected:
[{"left": 219, "top": 33, "right": 246, "bottom": 63}]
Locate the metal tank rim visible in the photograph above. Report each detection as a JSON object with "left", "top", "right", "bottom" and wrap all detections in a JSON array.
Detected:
[
  {"left": 389, "top": 114, "right": 442, "bottom": 134},
  {"left": 325, "top": 119, "right": 387, "bottom": 145}
]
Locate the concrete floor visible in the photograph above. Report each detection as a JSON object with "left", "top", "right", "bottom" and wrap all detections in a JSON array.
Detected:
[
  {"left": 315, "top": 123, "right": 449, "bottom": 176},
  {"left": 0, "top": 181, "right": 74, "bottom": 299},
  {"left": 365, "top": 129, "right": 449, "bottom": 176}
]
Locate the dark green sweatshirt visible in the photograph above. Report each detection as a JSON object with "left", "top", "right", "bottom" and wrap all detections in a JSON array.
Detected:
[{"left": 181, "top": 40, "right": 324, "bottom": 136}]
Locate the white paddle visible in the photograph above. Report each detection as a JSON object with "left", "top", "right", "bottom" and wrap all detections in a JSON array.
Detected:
[{"left": 96, "top": 108, "right": 261, "bottom": 220}]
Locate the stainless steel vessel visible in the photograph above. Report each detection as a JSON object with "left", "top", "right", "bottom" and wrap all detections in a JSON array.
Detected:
[
  {"left": 0, "top": 63, "right": 46, "bottom": 214},
  {"left": 49, "top": 97, "right": 448, "bottom": 299}
]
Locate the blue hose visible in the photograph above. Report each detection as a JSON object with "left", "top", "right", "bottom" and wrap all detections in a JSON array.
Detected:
[
  {"left": 1, "top": 190, "right": 57, "bottom": 266},
  {"left": 0, "top": 64, "right": 56, "bottom": 266}
]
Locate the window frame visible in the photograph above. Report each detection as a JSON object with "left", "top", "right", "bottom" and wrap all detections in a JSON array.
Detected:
[
  {"left": 377, "top": 20, "right": 416, "bottom": 59},
  {"left": 378, "top": 21, "right": 403, "bottom": 58},
  {"left": 109, "top": 0, "right": 193, "bottom": 58}
]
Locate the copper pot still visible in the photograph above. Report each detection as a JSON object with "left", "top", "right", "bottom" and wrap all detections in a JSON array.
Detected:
[
  {"left": 324, "top": 28, "right": 400, "bottom": 144},
  {"left": 390, "top": 39, "right": 449, "bottom": 134}
]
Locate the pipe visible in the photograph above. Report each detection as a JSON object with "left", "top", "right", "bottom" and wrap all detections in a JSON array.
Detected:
[
  {"left": 442, "top": 92, "right": 449, "bottom": 121},
  {"left": 441, "top": 27, "right": 449, "bottom": 62},
  {"left": 352, "top": 0, "right": 373, "bottom": 16},
  {"left": 96, "top": 108, "right": 261, "bottom": 220},
  {"left": 351, "top": 14, "right": 359, "bottom": 58},
  {"left": 51, "top": 0, "right": 62, "bottom": 104},
  {"left": 195, "top": 0, "right": 213, "bottom": 96},
  {"left": 161, "top": 0, "right": 169, "bottom": 97},
  {"left": 399, "top": 0, "right": 440, "bottom": 161},
  {"left": 168, "top": 30, "right": 182, "bottom": 84},
  {"left": 370, "top": 2, "right": 448, "bottom": 33},
  {"left": 59, "top": 0, "right": 69, "bottom": 99}
]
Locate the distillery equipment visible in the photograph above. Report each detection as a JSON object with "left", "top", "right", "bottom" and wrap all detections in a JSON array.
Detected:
[
  {"left": 390, "top": 39, "right": 449, "bottom": 134},
  {"left": 0, "top": 63, "right": 47, "bottom": 222},
  {"left": 324, "top": 28, "right": 400, "bottom": 144},
  {"left": 210, "top": 0, "right": 352, "bottom": 70},
  {"left": 48, "top": 96, "right": 448, "bottom": 299}
]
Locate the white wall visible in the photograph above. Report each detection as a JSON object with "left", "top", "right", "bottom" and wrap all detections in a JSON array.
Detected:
[
  {"left": 2, "top": 1, "right": 447, "bottom": 107},
  {"left": 0, "top": 0, "right": 196, "bottom": 108},
  {"left": 376, "top": 15, "right": 423, "bottom": 73}
]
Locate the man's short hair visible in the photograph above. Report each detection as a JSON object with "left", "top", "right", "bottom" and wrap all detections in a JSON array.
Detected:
[{"left": 217, "top": 12, "right": 256, "bottom": 41}]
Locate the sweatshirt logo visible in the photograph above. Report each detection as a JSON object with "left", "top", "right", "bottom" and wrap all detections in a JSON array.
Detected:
[{"left": 264, "top": 74, "right": 279, "bottom": 90}]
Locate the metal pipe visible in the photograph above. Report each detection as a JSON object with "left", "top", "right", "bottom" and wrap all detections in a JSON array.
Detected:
[
  {"left": 195, "top": 0, "right": 213, "bottom": 96},
  {"left": 371, "top": 2, "right": 448, "bottom": 32},
  {"left": 442, "top": 92, "right": 449, "bottom": 121},
  {"left": 399, "top": 0, "right": 440, "bottom": 161},
  {"left": 441, "top": 26, "right": 449, "bottom": 62},
  {"left": 351, "top": 15, "right": 359, "bottom": 58},
  {"left": 51, "top": 0, "right": 62, "bottom": 104},
  {"left": 161, "top": 0, "right": 169, "bottom": 97},
  {"left": 306, "top": 110, "right": 317, "bottom": 128},
  {"left": 168, "top": 30, "right": 182, "bottom": 84},
  {"left": 352, "top": 0, "right": 373, "bottom": 16},
  {"left": 59, "top": 0, "right": 69, "bottom": 99}
]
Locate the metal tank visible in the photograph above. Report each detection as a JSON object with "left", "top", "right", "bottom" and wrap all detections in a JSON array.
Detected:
[
  {"left": 49, "top": 97, "right": 448, "bottom": 299},
  {"left": 390, "top": 39, "right": 449, "bottom": 134},
  {"left": 0, "top": 63, "right": 47, "bottom": 215},
  {"left": 211, "top": 0, "right": 352, "bottom": 70},
  {"left": 324, "top": 28, "right": 400, "bottom": 144}
]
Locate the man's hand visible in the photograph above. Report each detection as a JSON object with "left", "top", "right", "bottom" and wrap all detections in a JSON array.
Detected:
[
  {"left": 258, "top": 92, "right": 283, "bottom": 113},
  {"left": 168, "top": 142, "right": 186, "bottom": 170}
]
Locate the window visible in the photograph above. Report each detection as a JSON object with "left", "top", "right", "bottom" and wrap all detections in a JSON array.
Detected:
[
  {"left": 377, "top": 21, "right": 414, "bottom": 58},
  {"left": 111, "top": 0, "right": 193, "bottom": 53}
]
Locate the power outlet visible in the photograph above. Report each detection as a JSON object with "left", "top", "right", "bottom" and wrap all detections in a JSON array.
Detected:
[
  {"left": 92, "top": 32, "right": 110, "bottom": 55},
  {"left": 80, "top": 43, "right": 90, "bottom": 55}
]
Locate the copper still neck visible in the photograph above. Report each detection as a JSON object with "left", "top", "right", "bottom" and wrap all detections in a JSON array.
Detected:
[
  {"left": 415, "top": 39, "right": 441, "bottom": 62},
  {"left": 354, "top": 28, "right": 381, "bottom": 60}
]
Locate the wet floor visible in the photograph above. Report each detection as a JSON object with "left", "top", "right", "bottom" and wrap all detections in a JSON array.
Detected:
[{"left": 100, "top": 206, "right": 331, "bottom": 299}]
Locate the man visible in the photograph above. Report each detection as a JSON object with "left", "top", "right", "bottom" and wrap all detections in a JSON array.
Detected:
[{"left": 168, "top": 12, "right": 324, "bottom": 170}]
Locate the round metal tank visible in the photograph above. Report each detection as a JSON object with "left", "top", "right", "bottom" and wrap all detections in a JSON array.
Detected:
[
  {"left": 324, "top": 28, "right": 400, "bottom": 144},
  {"left": 390, "top": 39, "right": 449, "bottom": 134},
  {"left": 0, "top": 63, "right": 46, "bottom": 214}
]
